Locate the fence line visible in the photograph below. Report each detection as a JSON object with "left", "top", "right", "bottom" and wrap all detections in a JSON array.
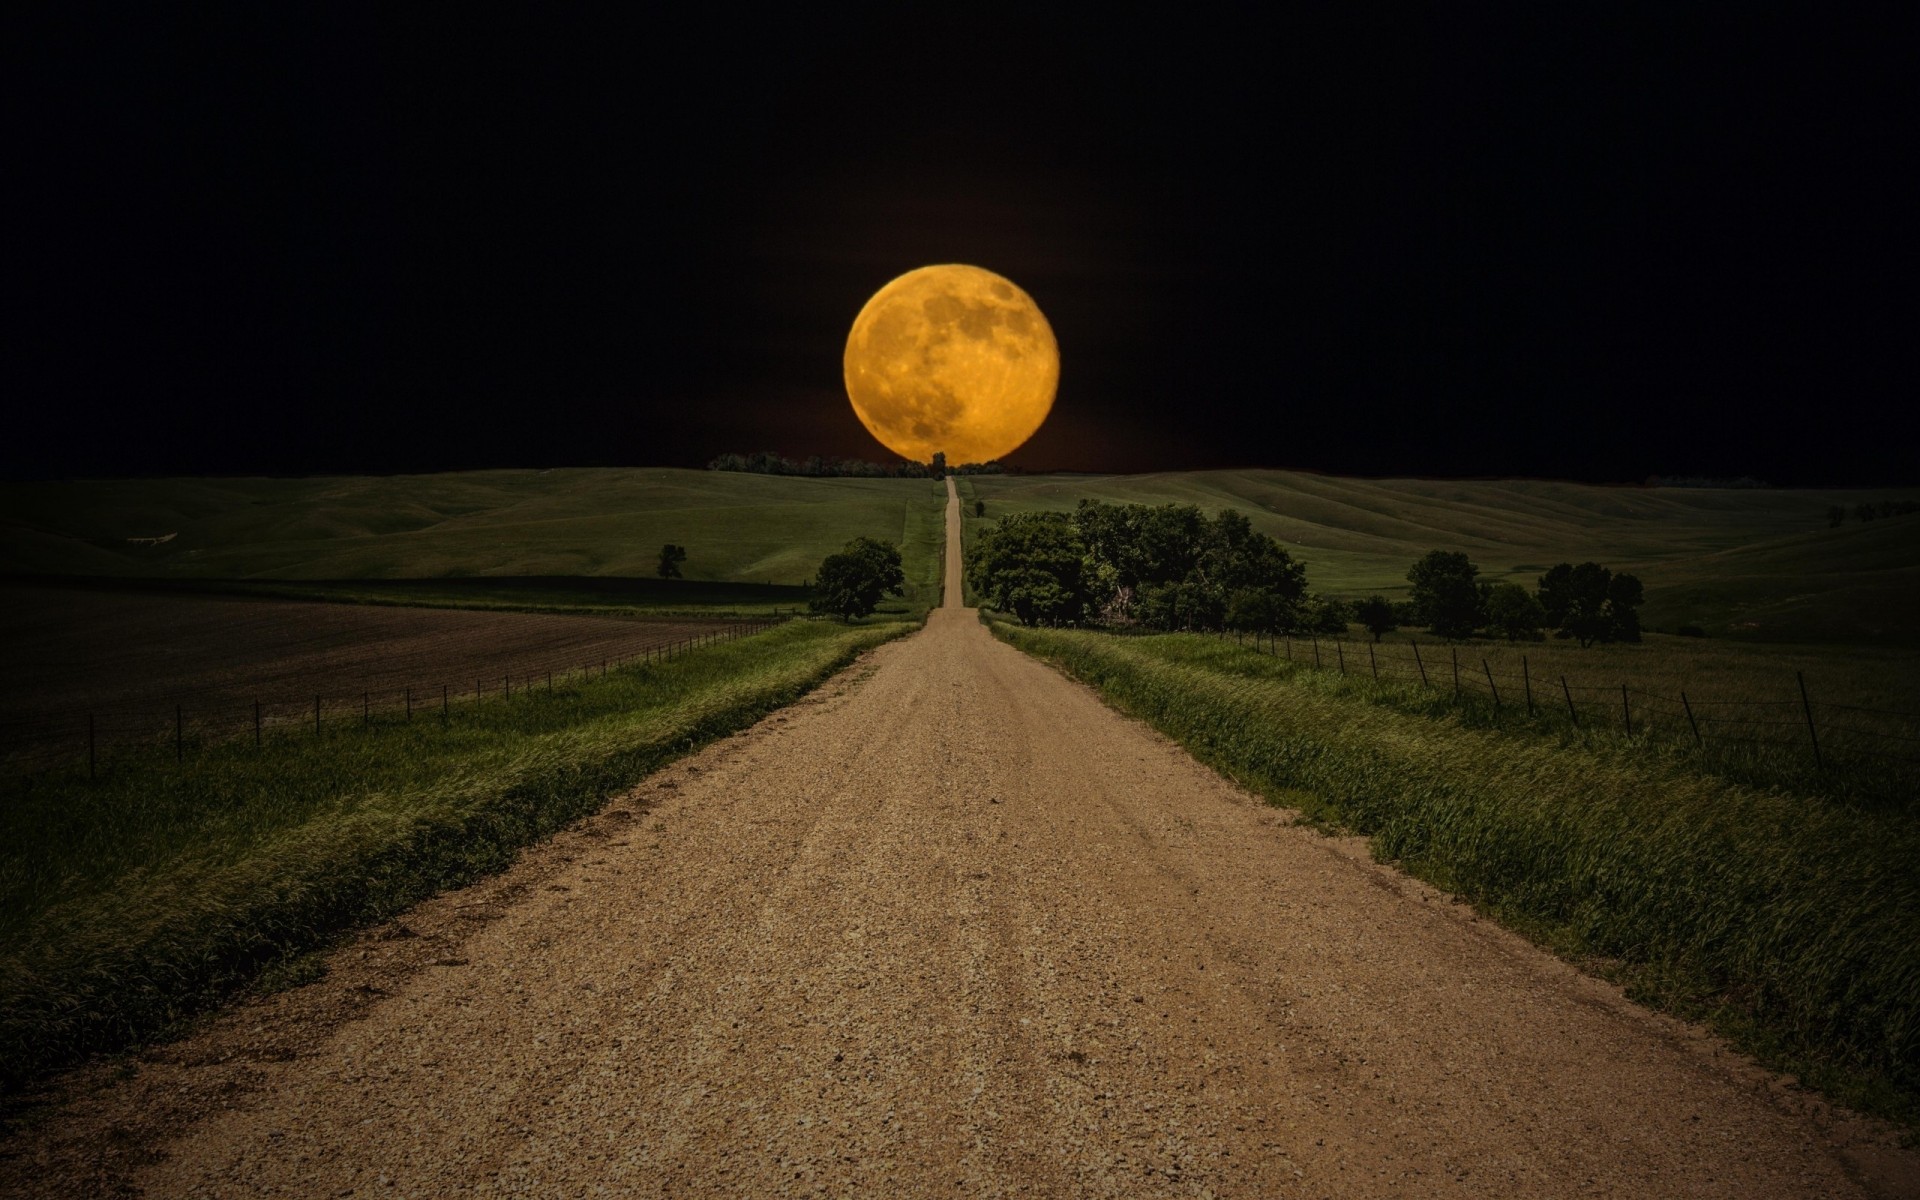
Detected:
[
  {"left": 3, "top": 618, "right": 790, "bottom": 782},
  {"left": 1219, "top": 628, "right": 1919, "bottom": 769}
]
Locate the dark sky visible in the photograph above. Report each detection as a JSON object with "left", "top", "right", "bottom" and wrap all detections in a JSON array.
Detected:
[{"left": 10, "top": 8, "right": 1915, "bottom": 483}]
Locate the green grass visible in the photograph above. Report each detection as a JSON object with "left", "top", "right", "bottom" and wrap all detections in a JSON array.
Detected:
[
  {"left": 990, "top": 620, "right": 1920, "bottom": 1125},
  {"left": 967, "top": 471, "right": 1920, "bottom": 643},
  {"left": 0, "top": 616, "right": 912, "bottom": 1089},
  {"left": 0, "top": 469, "right": 949, "bottom": 614}
]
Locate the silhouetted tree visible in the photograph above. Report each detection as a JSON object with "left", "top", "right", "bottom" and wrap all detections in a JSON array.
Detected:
[
  {"left": 808, "top": 537, "right": 905, "bottom": 621},
  {"left": 1827, "top": 505, "right": 1847, "bottom": 528},
  {"left": 1538, "top": 562, "right": 1643, "bottom": 646},
  {"left": 1355, "top": 594, "right": 1397, "bottom": 642},
  {"left": 1484, "top": 581, "right": 1545, "bottom": 641},
  {"left": 974, "top": 499, "right": 986, "bottom": 517},
  {"left": 929, "top": 451, "right": 947, "bottom": 479},
  {"left": 656, "top": 544, "right": 686, "bottom": 579},
  {"left": 1300, "top": 595, "right": 1350, "bottom": 635},
  {"left": 1407, "top": 550, "right": 1484, "bottom": 639}
]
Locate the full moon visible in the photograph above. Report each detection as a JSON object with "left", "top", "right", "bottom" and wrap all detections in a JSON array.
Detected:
[{"left": 843, "top": 264, "right": 1059, "bottom": 465}]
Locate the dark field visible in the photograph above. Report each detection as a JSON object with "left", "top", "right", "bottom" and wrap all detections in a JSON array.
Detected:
[{"left": 0, "top": 582, "right": 737, "bottom": 770}]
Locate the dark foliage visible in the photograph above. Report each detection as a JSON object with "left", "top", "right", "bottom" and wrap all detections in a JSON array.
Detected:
[
  {"left": 1484, "top": 581, "right": 1546, "bottom": 641},
  {"left": 655, "top": 543, "right": 687, "bottom": 580},
  {"left": 808, "top": 537, "right": 905, "bottom": 621},
  {"left": 1355, "top": 594, "right": 1397, "bottom": 642},
  {"left": 707, "top": 451, "right": 1005, "bottom": 478},
  {"left": 1076, "top": 501, "right": 1309, "bottom": 632},
  {"left": 1538, "top": 562, "right": 1643, "bottom": 646},
  {"left": 966, "top": 512, "right": 1095, "bottom": 626},
  {"left": 1406, "top": 550, "right": 1485, "bottom": 640}
]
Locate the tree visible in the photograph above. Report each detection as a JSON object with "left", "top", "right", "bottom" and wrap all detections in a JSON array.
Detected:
[
  {"left": 1355, "top": 594, "right": 1397, "bottom": 642},
  {"left": 1606, "top": 570, "right": 1644, "bottom": 643},
  {"left": 966, "top": 512, "right": 1094, "bottom": 626},
  {"left": 973, "top": 499, "right": 985, "bottom": 518},
  {"left": 1538, "top": 561, "right": 1643, "bottom": 646},
  {"left": 1484, "top": 581, "right": 1545, "bottom": 641},
  {"left": 929, "top": 451, "right": 947, "bottom": 480},
  {"left": 656, "top": 544, "right": 687, "bottom": 579},
  {"left": 808, "top": 537, "right": 905, "bottom": 621},
  {"left": 1072, "top": 500, "right": 1307, "bottom": 632},
  {"left": 1406, "top": 550, "right": 1484, "bottom": 639},
  {"left": 1299, "top": 594, "right": 1350, "bottom": 635},
  {"left": 1827, "top": 505, "right": 1846, "bottom": 528},
  {"left": 1226, "top": 588, "right": 1293, "bottom": 634}
]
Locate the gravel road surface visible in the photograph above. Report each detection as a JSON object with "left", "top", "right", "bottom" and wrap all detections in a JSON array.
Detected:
[{"left": 6, "top": 482, "right": 1913, "bottom": 1198}]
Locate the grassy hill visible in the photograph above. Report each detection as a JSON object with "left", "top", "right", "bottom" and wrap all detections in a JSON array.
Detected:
[
  {"left": 0, "top": 470, "right": 949, "bottom": 615},
  {"left": 957, "top": 471, "right": 1920, "bottom": 644},
  {"left": 6, "top": 467, "right": 1914, "bottom": 639}
]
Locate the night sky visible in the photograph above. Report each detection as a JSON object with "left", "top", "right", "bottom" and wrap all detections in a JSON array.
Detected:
[{"left": 11, "top": 8, "right": 1914, "bottom": 484}]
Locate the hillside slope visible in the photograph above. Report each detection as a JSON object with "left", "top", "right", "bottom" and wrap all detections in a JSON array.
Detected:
[
  {"left": 0, "top": 470, "right": 947, "bottom": 601},
  {"left": 962, "top": 471, "right": 1920, "bottom": 643}
]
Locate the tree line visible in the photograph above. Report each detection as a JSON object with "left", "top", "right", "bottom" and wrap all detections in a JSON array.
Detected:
[
  {"left": 707, "top": 450, "right": 1007, "bottom": 479},
  {"left": 1827, "top": 498, "right": 1920, "bottom": 527},
  {"left": 967, "top": 500, "right": 1646, "bottom": 645}
]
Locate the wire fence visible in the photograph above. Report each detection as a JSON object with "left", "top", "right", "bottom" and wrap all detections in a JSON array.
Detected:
[
  {"left": 1213, "top": 628, "right": 1920, "bottom": 770},
  {"left": 1, "top": 617, "right": 790, "bottom": 782}
]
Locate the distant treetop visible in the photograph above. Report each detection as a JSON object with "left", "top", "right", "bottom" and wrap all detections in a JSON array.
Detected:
[{"left": 707, "top": 451, "right": 1008, "bottom": 479}]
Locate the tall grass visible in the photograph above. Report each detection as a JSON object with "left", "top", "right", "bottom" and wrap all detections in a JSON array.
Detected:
[
  {"left": 0, "top": 618, "right": 910, "bottom": 1090},
  {"left": 993, "top": 621, "right": 1920, "bottom": 1123}
]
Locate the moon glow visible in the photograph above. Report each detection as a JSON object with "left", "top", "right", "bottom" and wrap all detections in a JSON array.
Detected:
[{"left": 843, "top": 264, "right": 1059, "bottom": 464}]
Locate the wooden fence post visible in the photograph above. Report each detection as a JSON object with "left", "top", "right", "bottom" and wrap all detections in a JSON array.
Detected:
[
  {"left": 1797, "top": 671, "right": 1822, "bottom": 768},
  {"left": 1621, "top": 684, "right": 1633, "bottom": 737},
  {"left": 1336, "top": 640, "right": 1345, "bottom": 675},
  {"left": 1312, "top": 636, "right": 1321, "bottom": 669},
  {"left": 1369, "top": 642, "right": 1378, "bottom": 679},
  {"left": 1483, "top": 660, "right": 1500, "bottom": 709},
  {"left": 1411, "top": 640, "right": 1428, "bottom": 687},
  {"left": 1681, "top": 691, "right": 1701, "bottom": 746},
  {"left": 1451, "top": 646, "right": 1460, "bottom": 698},
  {"left": 442, "top": 683, "right": 449, "bottom": 724},
  {"left": 1561, "top": 676, "right": 1579, "bottom": 728},
  {"left": 1521, "top": 656, "right": 1533, "bottom": 715}
]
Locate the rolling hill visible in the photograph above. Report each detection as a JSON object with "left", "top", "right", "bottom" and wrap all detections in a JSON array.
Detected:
[{"left": 958, "top": 471, "right": 1920, "bottom": 643}]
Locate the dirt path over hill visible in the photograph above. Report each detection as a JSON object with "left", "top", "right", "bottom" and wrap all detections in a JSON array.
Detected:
[{"left": 5, "top": 481, "right": 1914, "bottom": 1198}]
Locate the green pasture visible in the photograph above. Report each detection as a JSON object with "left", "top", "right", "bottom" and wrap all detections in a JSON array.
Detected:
[
  {"left": 0, "top": 617, "right": 914, "bottom": 1088},
  {"left": 0, "top": 469, "right": 949, "bottom": 615},
  {"left": 963, "top": 471, "right": 1920, "bottom": 643}
]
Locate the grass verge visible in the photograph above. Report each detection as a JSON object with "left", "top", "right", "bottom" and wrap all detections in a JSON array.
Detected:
[
  {"left": 0, "top": 617, "right": 912, "bottom": 1091},
  {"left": 991, "top": 620, "right": 1920, "bottom": 1126}
]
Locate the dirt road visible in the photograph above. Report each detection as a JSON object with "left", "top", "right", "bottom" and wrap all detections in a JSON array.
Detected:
[{"left": 9, "top": 482, "right": 1912, "bottom": 1197}]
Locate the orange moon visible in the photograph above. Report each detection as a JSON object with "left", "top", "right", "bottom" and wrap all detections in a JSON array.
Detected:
[{"left": 842, "top": 264, "right": 1059, "bottom": 464}]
